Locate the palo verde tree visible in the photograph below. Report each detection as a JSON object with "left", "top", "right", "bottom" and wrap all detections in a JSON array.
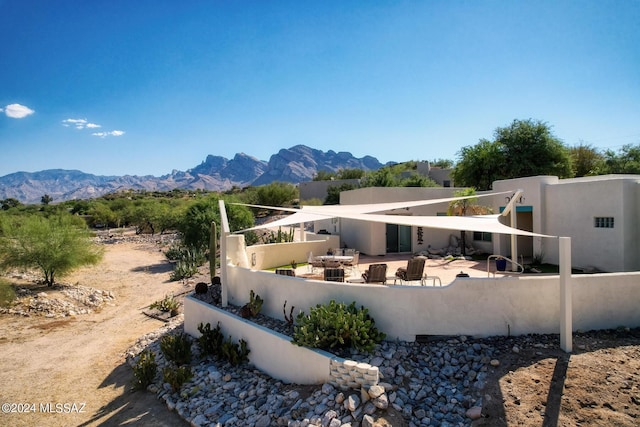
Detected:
[{"left": 0, "top": 212, "right": 103, "bottom": 286}]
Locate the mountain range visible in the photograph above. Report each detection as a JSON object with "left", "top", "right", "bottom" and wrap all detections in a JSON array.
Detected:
[{"left": 0, "top": 145, "right": 388, "bottom": 204}]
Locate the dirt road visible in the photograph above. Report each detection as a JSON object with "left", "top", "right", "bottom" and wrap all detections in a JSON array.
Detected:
[{"left": 0, "top": 239, "right": 189, "bottom": 427}]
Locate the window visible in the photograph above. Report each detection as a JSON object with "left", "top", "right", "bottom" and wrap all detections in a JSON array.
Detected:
[
  {"left": 473, "top": 231, "right": 492, "bottom": 242},
  {"left": 594, "top": 217, "right": 614, "bottom": 228}
]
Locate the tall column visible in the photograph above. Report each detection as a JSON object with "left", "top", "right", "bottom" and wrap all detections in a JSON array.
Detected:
[{"left": 559, "top": 236, "right": 572, "bottom": 352}]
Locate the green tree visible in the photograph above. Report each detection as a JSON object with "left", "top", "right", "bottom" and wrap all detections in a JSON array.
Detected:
[
  {"left": 399, "top": 173, "right": 438, "bottom": 187},
  {"left": 178, "top": 196, "right": 253, "bottom": 251},
  {"left": 325, "top": 183, "right": 357, "bottom": 205},
  {"left": 570, "top": 143, "right": 605, "bottom": 177},
  {"left": 600, "top": 144, "right": 640, "bottom": 174},
  {"left": 452, "top": 139, "right": 505, "bottom": 191},
  {"left": 255, "top": 182, "right": 298, "bottom": 207},
  {"left": 453, "top": 119, "right": 573, "bottom": 190},
  {"left": 41, "top": 194, "right": 53, "bottom": 205},
  {"left": 1, "top": 198, "right": 22, "bottom": 211},
  {"left": 430, "top": 159, "right": 454, "bottom": 168},
  {"left": 0, "top": 213, "right": 103, "bottom": 286},
  {"left": 313, "top": 170, "right": 337, "bottom": 181},
  {"left": 337, "top": 168, "right": 365, "bottom": 179},
  {"left": 361, "top": 168, "right": 397, "bottom": 187}
]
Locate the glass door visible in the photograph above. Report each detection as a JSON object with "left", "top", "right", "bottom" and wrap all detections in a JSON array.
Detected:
[{"left": 386, "top": 224, "right": 412, "bottom": 253}]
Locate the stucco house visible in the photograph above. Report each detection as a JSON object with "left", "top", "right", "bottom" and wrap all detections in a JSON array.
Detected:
[{"left": 320, "top": 174, "right": 640, "bottom": 273}]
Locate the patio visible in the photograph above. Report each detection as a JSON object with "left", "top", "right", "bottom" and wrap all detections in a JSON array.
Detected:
[{"left": 289, "top": 253, "right": 500, "bottom": 285}]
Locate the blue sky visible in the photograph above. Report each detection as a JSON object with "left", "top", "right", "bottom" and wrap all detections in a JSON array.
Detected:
[{"left": 1, "top": 1, "right": 639, "bottom": 177}]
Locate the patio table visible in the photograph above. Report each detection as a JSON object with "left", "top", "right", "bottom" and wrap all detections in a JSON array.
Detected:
[{"left": 314, "top": 255, "right": 353, "bottom": 263}]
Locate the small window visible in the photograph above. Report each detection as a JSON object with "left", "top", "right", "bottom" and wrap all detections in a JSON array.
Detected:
[
  {"left": 594, "top": 217, "right": 614, "bottom": 228},
  {"left": 473, "top": 231, "right": 492, "bottom": 242}
]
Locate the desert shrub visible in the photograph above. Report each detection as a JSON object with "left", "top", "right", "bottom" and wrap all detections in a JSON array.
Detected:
[
  {"left": 149, "top": 294, "right": 180, "bottom": 317},
  {"left": 159, "top": 333, "right": 192, "bottom": 365},
  {"left": 162, "top": 365, "right": 193, "bottom": 392},
  {"left": 167, "top": 246, "right": 206, "bottom": 281},
  {"left": 292, "top": 300, "right": 386, "bottom": 353},
  {"left": 0, "top": 279, "right": 16, "bottom": 308},
  {"left": 164, "top": 244, "right": 183, "bottom": 261},
  {"left": 221, "top": 336, "right": 250, "bottom": 366},
  {"left": 197, "top": 322, "right": 224, "bottom": 357},
  {"left": 170, "top": 260, "right": 199, "bottom": 281},
  {"left": 132, "top": 350, "right": 157, "bottom": 390},
  {"left": 197, "top": 322, "right": 250, "bottom": 365}
]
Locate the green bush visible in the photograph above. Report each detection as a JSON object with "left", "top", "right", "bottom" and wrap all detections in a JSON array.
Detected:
[
  {"left": 149, "top": 294, "right": 180, "bottom": 317},
  {"left": 197, "top": 322, "right": 250, "bottom": 365},
  {"left": 159, "top": 333, "right": 192, "bottom": 365},
  {"left": 221, "top": 336, "right": 250, "bottom": 366},
  {"left": 162, "top": 365, "right": 193, "bottom": 392},
  {"left": 197, "top": 322, "right": 224, "bottom": 357},
  {"left": 0, "top": 279, "right": 16, "bottom": 308},
  {"left": 167, "top": 246, "right": 206, "bottom": 281},
  {"left": 132, "top": 350, "right": 157, "bottom": 390},
  {"left": 292, "top": 300, "right": 386, "bottom": 353},
  {"left": 164, "top": 244, "right": 184, "bottom": 261},
  {"left": 170, "top": 260, "right": 199, "bottom": 281}
]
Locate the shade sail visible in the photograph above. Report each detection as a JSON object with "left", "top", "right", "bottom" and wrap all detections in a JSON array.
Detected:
[{"left": 231, "top": 190, "right": 555, "bottom": 238}]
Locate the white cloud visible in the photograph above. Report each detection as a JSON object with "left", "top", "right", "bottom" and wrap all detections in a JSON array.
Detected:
[
  {"left": 4, "top": 103, "right": 35, "bottom": 119},
  {"left": 62, "top": 118, "right": 103, "bottom": 130},
  {"left": 62, "top": 118, "right": 88, "bottom": 129},
  {"left": 92, "top": 130, "right": 125, "bottom": 138}
]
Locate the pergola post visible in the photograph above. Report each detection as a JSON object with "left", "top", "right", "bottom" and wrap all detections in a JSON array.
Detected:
[
  {"left": 559, "top": 236, "right": 572, "bottom": 352},
  {"left": 218, "top": 200, "right": 230, "bottom": 307}
]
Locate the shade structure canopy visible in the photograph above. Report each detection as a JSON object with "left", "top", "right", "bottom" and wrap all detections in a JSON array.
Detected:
[{"left": 232, "top": 190, "right": 555, "bottom": 238}]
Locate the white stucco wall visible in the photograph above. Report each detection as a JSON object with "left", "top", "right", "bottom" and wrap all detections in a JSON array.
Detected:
[
  {"left": 184, "top": 297, "right": 332, "bottom": 384},
  {"left": 245, "top": 236, "right": 339, "bottom": 270},
  {"left": 544, "top": 177, "right": 630, "bottom": 271},
  {"left": 222, "top": 265, "right": 640, "bottom": 341}
]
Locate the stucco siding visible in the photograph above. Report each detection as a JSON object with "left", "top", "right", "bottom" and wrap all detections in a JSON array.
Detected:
[{"left": 545, "top": 180, "right": 625, "bottom": 271}]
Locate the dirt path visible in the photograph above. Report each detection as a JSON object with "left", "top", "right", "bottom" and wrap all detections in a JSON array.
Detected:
[{"left": 0, "top": 240, "right": 190, "bottom": 427}]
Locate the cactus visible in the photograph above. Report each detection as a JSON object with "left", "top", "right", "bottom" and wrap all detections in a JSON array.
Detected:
[
  {"left": 283, "top": 300, "right": 295, "bottom": 326},
  {"left": 221, "top": 336, "right": 251, "bottom": 366},
  {"left": 162, "top": 365, "right": 193, "bottom": 392},
  {"left": 240, "top": 290, "right": 263, "bottom": 318},
  {"left": 194, "top": 282, "right": 208, "bottom": 295},
  {"left": 292, "top": 300, "right": 385, "bottom": 353},
  {"left": 209, "top": 221, "right": 217, "bottom": 283},
  {"left": 197, "top": 322, "right": 223, "bottom": 357},
  {"left": 160, "top": 333, "right": 192, "bottom": 365},
  {"left": 132, "top": 349, "right": 157, "bottom": 390}
]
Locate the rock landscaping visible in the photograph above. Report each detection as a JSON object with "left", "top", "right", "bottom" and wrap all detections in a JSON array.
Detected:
[
  {"left": 125, "top": 284, "right": 569, "bottom": 427},
  {"left": 0, "top": 281, "right": 115, "bottom": 318}
]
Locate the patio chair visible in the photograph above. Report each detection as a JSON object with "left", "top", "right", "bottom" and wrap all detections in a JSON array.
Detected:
[
  {"left": 276, "top": 268, "right": 296, "bottom": 277},
  {"left": 324, "top": 267, "right": 345, "bottom": 282},
  {"left": 361, "top": 263, "right": 388, "bottom": 284},
  {"left": 342, "top": 251, "right": 360, "bottom": 275},
  {"left": 394, "top": 257, "right": 426, "bottom": 284},
  {"left": 324, "top": 259, "right": 341, "bottom": 269},
  {"left": 310, "top": 258, "right": 325, "bottom": 273}
]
